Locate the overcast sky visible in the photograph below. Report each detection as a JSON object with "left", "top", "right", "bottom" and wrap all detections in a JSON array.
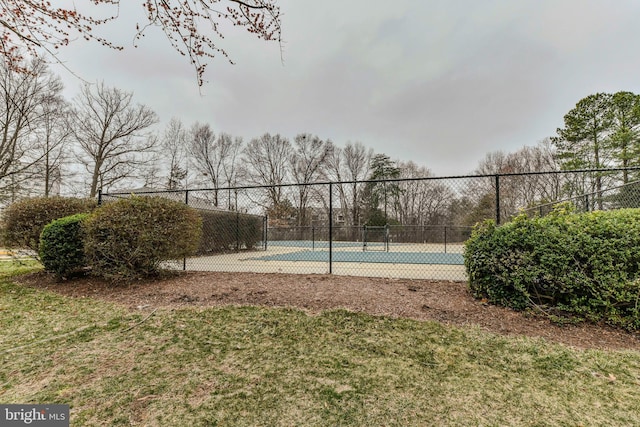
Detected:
[{"left": 54, "top": 0, "right": 640, "bottom": 177}]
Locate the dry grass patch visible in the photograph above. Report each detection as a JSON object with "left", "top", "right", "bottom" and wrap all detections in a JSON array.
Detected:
[{"left": 1, "top": 262, "right": 640, "bottom": 426}]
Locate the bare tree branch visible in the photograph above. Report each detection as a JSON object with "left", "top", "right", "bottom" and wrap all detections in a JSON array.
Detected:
[
  {"left": 0, "top": 1, "right": 282, "bottom": 86},
  {"left": 0, "top": 57, "right": 64, "bottom": 202},
  {"left": 70, "top": 81, "right": 158, "bottom": 197}
]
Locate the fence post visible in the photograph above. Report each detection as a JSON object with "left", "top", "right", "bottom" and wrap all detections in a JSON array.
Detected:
[
  {"left": 383, "top": 181, "right": 388, "bottom": 222},
  {"left": 495, "top": 175, "right": 501, "bottom": 225},
  {"left": 183, "top": 189, "right": 188, "bottom": 271},
  {"left": 264, "top": 216, "right": 268, "bottom": 250},
  {"left": 585, "top": 194, "right": 590, "bottom": 212},
  {"left": 312, "top": 226, "right": 315, "bottom": 251},
  {"left": 329, "top": 183, "right": 334, "bottom": 274},
  {"left": 97, "top": 188, "right": 102, "bottom": 205},
  {"left": 236, "top": 210, "right": 240, "bottom": 252}
]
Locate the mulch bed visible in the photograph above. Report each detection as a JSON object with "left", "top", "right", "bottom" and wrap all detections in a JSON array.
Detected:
[{"left": 15, "top": 271, "right": 640, "bottom": 351}]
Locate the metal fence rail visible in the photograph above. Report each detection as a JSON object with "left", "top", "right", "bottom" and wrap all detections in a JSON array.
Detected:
[
  {"left": 100, "top": 167, "right": 640, "bottom": 281},
  {"left": 521, "top": 179, "right": 640, "bottom": 216}
]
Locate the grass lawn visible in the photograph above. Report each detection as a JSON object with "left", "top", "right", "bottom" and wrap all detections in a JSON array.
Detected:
[{"left": 2, "top": 260, "right": 640, "bottom": 426}]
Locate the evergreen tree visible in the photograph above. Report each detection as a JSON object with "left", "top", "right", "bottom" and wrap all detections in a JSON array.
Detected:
[
  {"left": 608, "top": 91, "right": 640, "bottom": 183},
  {"left": 361, "top": 154, "right": 401, "bottom": 225},
  {"left": 553, "top": 93, "right": 614, "bottom": 209}
]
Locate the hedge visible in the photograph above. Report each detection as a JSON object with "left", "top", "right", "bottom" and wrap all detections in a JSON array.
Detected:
[
  {"left": 2, "top": 197, "right": 97, "bottom": 255},
  {"left": 39, "top": 213, "right": 90, "bottom": 279},
  {"left": 197, "top": 209, "right": 263, "bottom": 254},
  {"left": 464, "top": 204, "right": 640, "bottom": 329},
  {"left": 84, "top": 196, "right": 202, "bottom": 281}
]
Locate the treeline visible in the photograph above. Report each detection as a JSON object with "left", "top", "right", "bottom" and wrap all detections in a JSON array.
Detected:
[
  {"left": 1, "top": 55, "right": 639, "bottom": 227},
  {"left": 0, "top": 59, "right": 157, "bottom": 202},
  {"left": 469, "top": 91, "right": 640, "bottom": 221}
]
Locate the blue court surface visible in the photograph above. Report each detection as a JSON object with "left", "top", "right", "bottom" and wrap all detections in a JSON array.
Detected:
[{"left": 250, "top": 250, "right": 464, "bottom": 265}]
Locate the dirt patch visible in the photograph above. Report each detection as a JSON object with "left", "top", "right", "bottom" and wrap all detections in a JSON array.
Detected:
[{"left": 15, "top": 271, "right": 640, "bottom": 351}]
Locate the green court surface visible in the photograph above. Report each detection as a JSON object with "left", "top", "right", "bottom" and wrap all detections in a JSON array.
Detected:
[{"left": 251, "top": 250, "right": 464, "bottom": 265}]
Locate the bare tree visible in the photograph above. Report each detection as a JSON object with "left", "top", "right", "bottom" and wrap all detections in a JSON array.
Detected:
[
  {"left": 188, "top": 123, "right": 242, "bottom": 206},
  {"left": 71, "top": 82, "right": 158, "bottom": 197},
  {"left": 393, "top": 161, "right": 453, "bottom": 226},
  {"left": 160, "top": 118, "right": 189, "bottom": 190},
  {"left": 319, "top": 141, "right": 372, "bottom": 233},
  {"left": 30, "top": 88, "right": 72, "bottom": 197},
  {"left": 343, "top": 142, "right": 372, "bottom": 226},
  {"left": 323, "top": 142, "right": 350, "bottom": 224},
  {"left": 0, "top": 57, "right": 63, "bottom": 201},
  {"left": 242, "top": 133, "right": 291, "bottom": 216},
  {"left": 0, "top": 1, "right": 282, "bottom": 86},
  {"left": 220, "top": 134, "right": 243, "bottom": 210},
  {"left": 467, "top": 140, "right": 564, "bottom": 221},
  {"left": 289, "top": 133, "right": 331, "bottom": 226},
  {"left": 511, "top": 141, "right": 564, "bottom": 206}
]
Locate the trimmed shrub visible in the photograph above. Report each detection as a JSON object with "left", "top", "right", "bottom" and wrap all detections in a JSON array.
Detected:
[
  {"left": 464, "top": 204, "right": 640, "bottom": 329},
  {"left": 84, "top": 196, "right": 202, "bottom": 281},
  {"left": 2, "top": 196, "right": 97, "bottom": 254},
  {"left": 39, "top": 213, "right": 90, "bottom": 279}
]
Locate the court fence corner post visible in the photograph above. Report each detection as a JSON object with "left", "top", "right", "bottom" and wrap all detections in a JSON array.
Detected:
[
  {"left": 329, "top": 183, "right": 333, "bottom": 275},
  {"left": 183, "top": 189, "right": 188, "bottom": 271},
  {"left": 236, "top": 210, "right": 240, "bottom": 252},
  {"left": 495, "top": 175, "right": 501, "bottom": 225}
]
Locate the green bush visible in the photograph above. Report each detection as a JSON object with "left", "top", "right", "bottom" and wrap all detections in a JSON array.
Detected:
[
  {"left": 464, "top": 204, "right": 640, "bottom": 330},
  {"left": 2, "top": 197, "right": 97, "bottom": 255},
  {"left": 39, "top": 213, "right": 90, "bottom": 279},
  {"left": 84, "top": 196, "right": 202, "bottom": 281}
]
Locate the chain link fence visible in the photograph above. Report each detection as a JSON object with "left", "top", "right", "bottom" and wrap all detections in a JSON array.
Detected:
[{"left": 100, "top": 167, "right": 640, "bottom": 281}]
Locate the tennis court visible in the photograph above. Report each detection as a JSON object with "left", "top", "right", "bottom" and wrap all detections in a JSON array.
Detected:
[
  {"left": 174, "top": 239, "right": 467, "bottom": 280},
  {"left": 251, "top": 248, "right": 463, "bottom": 265}
]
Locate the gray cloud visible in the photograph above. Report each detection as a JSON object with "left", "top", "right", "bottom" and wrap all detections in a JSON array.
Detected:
[{"left": 56, "top": 0, "right": 640, "bottom": 176}]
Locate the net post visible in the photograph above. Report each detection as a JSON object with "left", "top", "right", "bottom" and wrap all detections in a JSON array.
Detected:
[
  {"left": 385, "top": 224, "right": 390, "bottom": 252},
  {"left": 264, "top": 216, "right": 268, "bottom": 250},
  {"left": 362, "top": 225, "right": 366, "bottom": 252},
  {"left": 444, "top": 226, "right": 448, "bottom": 254}
]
